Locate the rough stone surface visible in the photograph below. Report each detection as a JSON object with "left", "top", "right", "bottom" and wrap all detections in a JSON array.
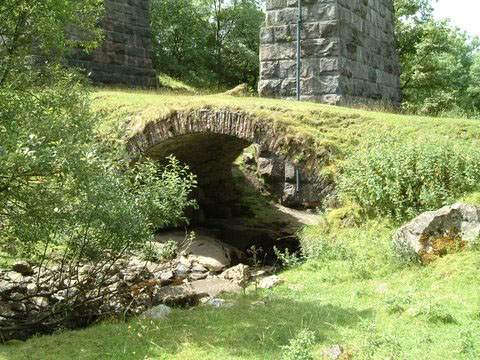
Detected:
[
  {"left": 259, "top": 275, "right": 284, "bottom": 289},
  {"left": 322, "top": 344, "right": 345, "bottom": 360},
  {"left": 141, "top": 304, "right": 172, "bottom": 320},
  {"left": 393, "top": 203, "right": 480, "bottom": 263},
  {"left": 127, "top": 109, "right": 333, "bottom": 217},
  {"left": 11, "top": 261, "right": 33, "bottom": 276},
  {"left": 220, "top": 264, "right": 249, "bottom": 285},
  {"left": 182, "top": 235, "right": 238, "bottom": 272},
  {"left": 0, "top": 254, "right": 255, "bottom": 341},
  {"left": 206, "top": 298, "right": 236, "bottom": 308},
  {"left": 189, "top": 278, "right": 243, "bottom": 297},
  {"left": 259, "top": 0, "right": 402, "bottom": 107},
  {"left": 155, "top": 231, "right": 242, "bottom": 272},
  {"left": 69, "top": 0, "right": 156, "bottom": 88},
  {"left": 256, "top": 146, "right": 326, "bottom": 208}
]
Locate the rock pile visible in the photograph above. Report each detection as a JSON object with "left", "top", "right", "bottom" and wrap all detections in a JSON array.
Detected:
[{"left": 0, "top": 239, "right": 256, "bottom": 343}]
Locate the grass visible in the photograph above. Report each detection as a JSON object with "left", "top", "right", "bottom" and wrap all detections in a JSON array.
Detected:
[
  {"left": 2, "top": 219, "right": 480, "bottom": 359},
  {"left": 92, "top": 89, "right": 480, "bottom": 176},
  {"left": 3, "top": 91, "right": 480, "bottom": 358},
  {"left": 157, "top": 74, "right": 197, "bottom": 94}
]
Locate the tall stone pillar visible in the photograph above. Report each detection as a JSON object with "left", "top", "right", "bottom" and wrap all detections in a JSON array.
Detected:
[
  {"left": 69, "top": 0, "right": 157, "bottom": 88},
  {"left": 259, "top": 0, "right": 402, "bottom": 106}
]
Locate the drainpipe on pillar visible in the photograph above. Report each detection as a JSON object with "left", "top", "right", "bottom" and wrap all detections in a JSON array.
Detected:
[
  {"left": 296, "top": 0, "right": 302, "bottom": 102},
  {"left": 295, "top": 167, "right": 301, "bottom": 194}
]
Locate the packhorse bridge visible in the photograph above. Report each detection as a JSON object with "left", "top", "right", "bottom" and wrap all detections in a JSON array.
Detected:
[{"left": 127, "top": 108, "right": 332, "bottom": 219}]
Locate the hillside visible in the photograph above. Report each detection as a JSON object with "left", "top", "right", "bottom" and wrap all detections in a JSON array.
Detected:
[{"left": 2, "top": 91, "right": 480, "bottom": 359}]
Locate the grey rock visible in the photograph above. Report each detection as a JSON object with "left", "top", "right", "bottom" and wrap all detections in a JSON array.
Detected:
[
  {"left": 243, "top": 152, "right": 255, "bottom": 166},
  {"left": 219, "top": 264, "right": 249, "bottom": 285},
  {"left": 188, "top": 272, "right": 208, "bottom": 281},
  {"left": 0, "top": 281, "right": 15, "bottom": 295},
  {"left": 154, "top": 285, "right": 207, "bottom": 308},
  {"left": 12, "top": 261, "right": 33, "bottom": 276},
  {"left": 259, "top": 275, "right": 284, "bottom": 289},
  {"left": 5, "top": 272, "right": 24, "bottom": 283},
  {"left": 322, "top": 344, "right": 344, "bottom": 360},
  {"left": 141, "top": 305, "right": 172, "bottom": 320},
  {"left": 0, "top": 304, "right": 16, "bottom": 317},
  {"left": 159, "top": 270, "right": 175, "bottom": 281},
  {"left": 206, "top": 298, "right": 235, "bottom": 308},
  {"left": 189, "top": 278, "right": 242, "bottom": 298},
  {"left": 175, "top": 264, "right": 191, "bottom": 277},
  {"left": 183, "top": 236, "right": 237, "bottom": 272},
  {"left": 258, "top": 157, "right": 284, "bottom": 181},
  {"left": 191, "top": 264, "right": 208, "bottom": 273},
  {"left": 32, "top": 296, "right": 49, "bottom": 308},
  {"left": 393, "top": 203, "right": 480, "bottom": 263}
]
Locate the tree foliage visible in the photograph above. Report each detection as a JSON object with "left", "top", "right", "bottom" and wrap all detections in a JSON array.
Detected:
[
  {"left": 0, "top": 0, "right": 196, "bottom": 282},
  {"left": 0, "top": 0, "right": 103, "bottom": 85},
  {"left": 0, "top": 0, "right": 198, "bottom": 338},
  {"left": 394, "top": 0, "right": 480, "bottom": 116},
  {"left": 150, "top": 0, "right": 264, "bottom": 89}
]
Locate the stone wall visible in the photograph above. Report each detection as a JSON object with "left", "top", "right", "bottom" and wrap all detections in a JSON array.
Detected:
[
  {"left": 69, "top": 0, "right": 157, "bottom": 88},
  {"left": 259, "top": 0, "right": 402, "bottom": 106}
]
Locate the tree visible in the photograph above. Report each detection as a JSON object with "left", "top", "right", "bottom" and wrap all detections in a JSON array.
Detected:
[
  {"left": 220, "top": 0, "right": 265, "bottom": 86},
  {"left": 150, "top": 0, "right": 265, "bottom": 89},
  {"left": 0, "top": 0, "right": 197, "bottom": 340},
  {"left": 0, "top": 0, "right": 103, "bottom": 85},
  {"left": 394, "top": 0, "right": 479, "bottom": 116},
  {"left": 150, "top": 0, "right": 215, "bottom": 87},
  {"left": 468, "top": 54, "right": 480, "bottom": 112}
]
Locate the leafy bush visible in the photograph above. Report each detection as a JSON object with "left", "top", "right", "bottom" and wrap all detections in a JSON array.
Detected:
[
  {"left": 299, "top": 219, "right": 351, "bottom": 262},
  {"left": 417, "top": 300, "right": 456, "bottom": 324},
  {"left": 273, "top": 246, "right": 304, "bottom": 268},
  {"left": 281, "top": 329, "right": 316, "bottom": 360},
  {"left": 338, "top": 138, "right": 480, "bottom": 221},
  {"left": 0, "top": 75, "right": 197, "bottom": 261}
]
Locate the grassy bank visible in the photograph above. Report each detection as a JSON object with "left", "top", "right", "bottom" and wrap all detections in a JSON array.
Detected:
[
  {"left": 92, "top": 90, "right": 480, "bottom": 165},
  {"left": 1, "top": 219, "right": 480, "bottom": 359},
  {"left": 2, "top": 91, "right": 480, "bottom": 359}
]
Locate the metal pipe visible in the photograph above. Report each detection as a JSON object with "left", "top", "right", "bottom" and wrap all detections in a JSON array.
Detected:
[
  {"left": 296, "top": 0, "right": 302, "bottom": 101},
  {"left": 295, "top": 167, "right": 301, "bottom": 193}
]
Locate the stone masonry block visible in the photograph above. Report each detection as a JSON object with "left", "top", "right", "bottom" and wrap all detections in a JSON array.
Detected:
[
  {"left": 259, "top": 0, "right": 402, "bottom": 106},
  {"left": 69, "top": 0, "right": 156, "bottom": 88}
]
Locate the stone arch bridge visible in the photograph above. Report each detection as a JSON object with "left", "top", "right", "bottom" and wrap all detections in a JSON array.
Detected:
[{"left": 127, "top": 109, "right": 332, "bottom": 220}]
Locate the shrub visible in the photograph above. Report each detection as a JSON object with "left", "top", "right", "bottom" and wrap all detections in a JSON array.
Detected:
[
  {"left": 0, "top": 71, "right": 197, "bottom": 340},
  {"left": 281, "top": 329, "right": 316, "bottom": 360},
  {"left": 273, "top": 246, "right": 304, "bottom": 268},
  {"left": 338, "top": 138, "right": 480, "bottom": 221}
]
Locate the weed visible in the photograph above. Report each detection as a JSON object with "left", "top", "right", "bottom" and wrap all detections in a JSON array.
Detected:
[
  {"left": 384, "top": 294, "right": 414, "bottom": 314},
  {"left": 459, "top": 329, "right": 479, "bottom": 358},
  {"left": 417, "top": 300, "right": 456, "bottom": 324},
  {"left": 281, "top": 329, "right": 316, "bottom": 360},
  {"left": 273, "top": 246, "right": 304, "bottom": 268}
]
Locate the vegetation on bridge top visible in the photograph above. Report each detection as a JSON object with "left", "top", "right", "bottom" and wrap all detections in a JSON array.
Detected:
[{"left": 93, "top": 89, "right": 480, "bottom": 165}]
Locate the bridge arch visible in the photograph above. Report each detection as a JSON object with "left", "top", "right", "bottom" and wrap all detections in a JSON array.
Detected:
[{"left": 127, "top": 109, "right": 332, "bottom": 220}]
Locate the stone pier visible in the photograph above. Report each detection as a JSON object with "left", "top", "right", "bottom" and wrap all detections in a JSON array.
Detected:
[
  {"left": 69, "top": 0, "right": 157, "bottom": 88},
  {"left": 259, "top": 0, "right": 402, "bottom": 106}
]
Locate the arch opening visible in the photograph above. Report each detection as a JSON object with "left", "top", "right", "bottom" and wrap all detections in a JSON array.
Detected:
[
  {"left": 128, "top": 109, "right": 331, "bottom": 263},
  {"left": 146, "top": 132, "right": 314, "bottom": 261}
]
